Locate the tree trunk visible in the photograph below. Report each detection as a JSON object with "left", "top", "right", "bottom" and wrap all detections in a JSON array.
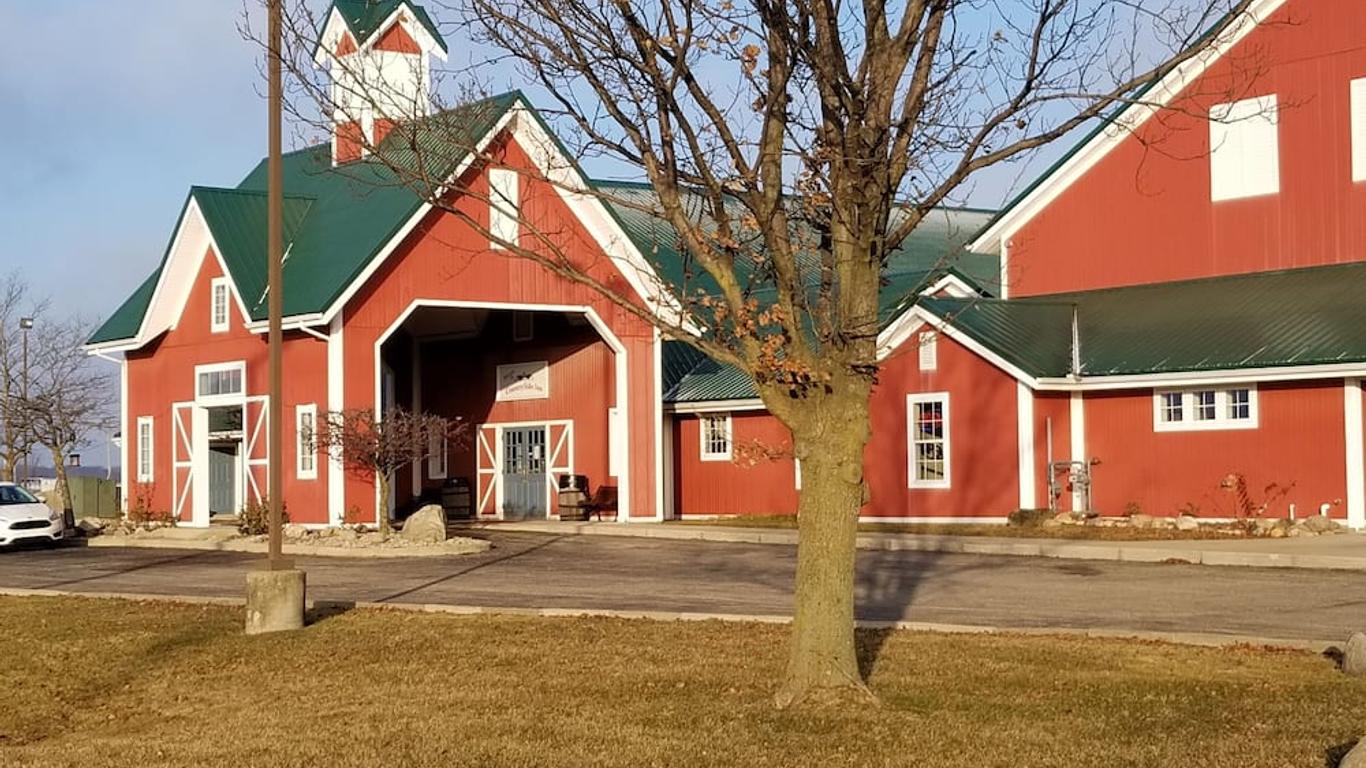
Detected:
[
  {"left": 52, "top": 452, "right": 72, "bottom": 521},
  {"left": 377, "top": 473, "right": 392, "bottom": 536},
  {"left": 775, "top": 389, "right": 872, "bottom": 707}
]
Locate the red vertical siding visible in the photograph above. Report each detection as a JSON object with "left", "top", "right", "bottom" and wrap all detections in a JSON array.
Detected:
[
  {"left": 865, "top": 331, "right": 1020, "bottom": 519},
  {"left": 671, "top": 411, "right": 798, "bottom": 517},
  {"left": 340, "top": 135, "right": 659, "bottom": 520},
  {"left": 420, "top": 319, "right": 614, "bottom": 508},
  {"left": 1085, "top": 380, "right": 1347, "bottom": 519},
  {"left": 1008, "top": 1, "right": 1366, "bottom": 296},
  {"left": 1032, "top": 392, "right": 1073, "bottom": 511},
  {"left": 124, "top": 248, "right": 329, "bottom": 523}
]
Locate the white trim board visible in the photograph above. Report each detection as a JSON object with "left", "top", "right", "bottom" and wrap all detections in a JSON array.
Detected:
[{"left": 665, "top": 398, "right": 767, "bottom": 414}]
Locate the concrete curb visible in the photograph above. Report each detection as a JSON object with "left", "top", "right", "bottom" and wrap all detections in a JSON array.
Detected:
[
  {"left": 0, "top": 586, "right": 1335, "bottom": 653},
  {"left": 472, "top": 521, "right": 1366, "bottom": 572},
  {"left": 83, "top": 535, "right": 490, "bottom": 559}
]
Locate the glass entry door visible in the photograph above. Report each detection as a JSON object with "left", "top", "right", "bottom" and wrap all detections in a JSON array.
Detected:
[{"left": 502, "top": 427, "right": 547, "bottom": 519}]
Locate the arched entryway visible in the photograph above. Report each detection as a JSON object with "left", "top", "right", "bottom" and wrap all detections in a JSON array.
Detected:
[{"left": 373, "top": 300, "right": 629, "bottom": 522}]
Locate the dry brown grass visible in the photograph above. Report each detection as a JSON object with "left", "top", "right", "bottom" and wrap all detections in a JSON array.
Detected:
[
  {"left": 673, "top": 514, "right": 1257, "bottom": 540},
  {"left": 2, "top": 596, "right": 1362, "bottom": 767}
]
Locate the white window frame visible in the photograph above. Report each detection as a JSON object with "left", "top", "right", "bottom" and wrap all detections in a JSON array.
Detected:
[
  {"left": 136, "top": 416, "right": 154, "bottom": 483},
  {"left": 295, "top": 404, "right": 317, "bottom": 480},
  {"left": 1352, "top": 78, "right": 1366, "bottom": 183},
  {"left": 210, "top": 277, "right": 231, "bottom": 333},
  {"left": 1209, "top": 94, "right": 1280, "bottom": 202},
  {"left": 1152, "top": 387, "right": 1259, "bottom": 432},
  {"left": 698, "top": 413, "right": 733, "bottom": 462},
  {"left": 907, "top": 392, "right": 951, "bottom": 489},
  {"left": 488, "top": 167, "right": 519, "bottom": 250},
  {"left": 427, "top": 429, "right": 448, "bottom": 480},
  {"left": 194, "top": 361, "right": 246, "bottom": 405},
  {"left": 918, "top": 331, "right": 938, "bottom": 371}
]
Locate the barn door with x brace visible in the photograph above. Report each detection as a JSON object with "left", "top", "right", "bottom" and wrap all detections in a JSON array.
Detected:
[
  {"left": 170, "top": 403, "right": 207, "bottom": 524},
  {"left": 475, "top": 425, "right": 501, "bottom": 518}
]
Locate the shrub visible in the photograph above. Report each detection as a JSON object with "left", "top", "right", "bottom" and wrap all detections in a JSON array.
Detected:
[
  {"left": 1007, "top": 508, "right": 1053, "bottom": 528},
  {"left": 239, "top": 498, "right": 289, "bottom": 536},
  {"left": 126, "top": 483, "right": 174, "bottom": 526},
  {"left": 1123, "top": 501, "right": 1143, "bottom": 517}
]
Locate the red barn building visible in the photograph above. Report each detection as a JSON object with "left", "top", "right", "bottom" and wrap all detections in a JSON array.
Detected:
[{"left": 90, "top": 0, "right": 1366, "bottom": 529}]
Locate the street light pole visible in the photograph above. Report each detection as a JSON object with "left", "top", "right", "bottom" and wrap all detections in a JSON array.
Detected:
[{"left": 19, "top": 317, "right": 32, "bottom": 485}]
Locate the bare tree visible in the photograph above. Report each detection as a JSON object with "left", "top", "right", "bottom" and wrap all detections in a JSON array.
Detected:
[
  {"left": 0, "top": 272, "right": 48, "bottom": 483},
  {"left": 260, "top": 0, "right": 1260, "bottom": 704},
  {"left": 319, "top": 407, "right": 466, "bottom": 535},
  {"left": 25, "top": 318, "right": 116, "bottom": 518}
]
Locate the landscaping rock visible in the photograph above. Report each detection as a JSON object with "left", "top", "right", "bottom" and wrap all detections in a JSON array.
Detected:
[
  {"left": 401, "top": 505, "right": 448, "bottom": 544},
  {"left": 1340, "top": 739, "right": 1366, "bottom": 768},
  {"left": 1343, "top": 633, "right": 1366, "bottom": 677},
  {"left": 1175, "top": 515, "right": 1199, "bottom": 531},
  {"left": 331, "top": 528, "right": 359, "bottom": 544},
  {"left": 1128, "top": 513, "right": 1154, "bottom": 529},
  {"left": 1302, "top": 515, "right": 1338, "bottom": 534},
  {"left": 282, "top": 524, "right": 310, "bottom": 539},
  {"left": 1268, "top": 526, "right": 1287, "bottom": 538},
  {"left": 75, "top": 518, "right": 106, "bottom": 534}
]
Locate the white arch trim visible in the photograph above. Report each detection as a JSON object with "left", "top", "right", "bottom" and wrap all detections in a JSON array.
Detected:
[{"left": 371, "top": 299, "right": 635, "bottom": 522}]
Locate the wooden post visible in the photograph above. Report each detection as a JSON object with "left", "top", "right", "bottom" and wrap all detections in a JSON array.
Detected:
[{"left": 266, "top": 0, "right": 285, "bottom": 568}]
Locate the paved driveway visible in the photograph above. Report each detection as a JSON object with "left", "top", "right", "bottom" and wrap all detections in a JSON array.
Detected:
[{"left": 2, "top": 532, "right": 1364, "bottom": 642}]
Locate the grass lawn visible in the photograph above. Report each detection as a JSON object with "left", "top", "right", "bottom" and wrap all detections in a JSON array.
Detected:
[
  {"left": 671, "top": 514, "right": 1259, "bottom": 541},
  {"left": 3, "top": 596, "right": 1363, "bottom": 768}
]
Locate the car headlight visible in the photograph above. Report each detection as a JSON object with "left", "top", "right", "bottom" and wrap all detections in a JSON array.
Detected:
[{"left": 49, "top": 509, "right": 62, "bottom": 522}]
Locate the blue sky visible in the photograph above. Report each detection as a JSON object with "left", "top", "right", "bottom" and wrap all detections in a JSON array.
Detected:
[{"left": 0, "top": 1, "right": 1072, "bottom": 331}]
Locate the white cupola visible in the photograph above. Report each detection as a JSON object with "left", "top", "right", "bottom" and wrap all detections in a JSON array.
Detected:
[{"left": 313, "top": 0, "right": 449, "bottom": 164}]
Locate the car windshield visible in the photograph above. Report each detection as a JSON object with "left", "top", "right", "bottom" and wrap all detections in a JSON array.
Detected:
[{"left": 0, "top": 486, "right": 39, "bottom": 505}]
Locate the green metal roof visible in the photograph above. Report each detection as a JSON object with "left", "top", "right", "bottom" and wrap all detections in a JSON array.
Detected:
[
  {"left": 662, "top": 342, "right": 761, "bottom": 403},
  {"left": 595, "top": 180, "right": 997, "bottom": 311},
  {"left": 193, "top": 187, "right": 315, "bottom": 320},
  {"left": 88, "top": 269, "right": 161, "bottom": 345},
  {"left": 89, "top": 92, "right": 520, "bottom": 345},
  {"left": 920, "top": 261, "right": 1366, "bottom": 378},
  {"left": 325, "top": 0, "right": 447, "bottom": 55}
]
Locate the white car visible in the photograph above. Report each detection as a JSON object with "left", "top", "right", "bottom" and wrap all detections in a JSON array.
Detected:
[{"left": 0, "top": 482, "right": 64, "bottom": 547}]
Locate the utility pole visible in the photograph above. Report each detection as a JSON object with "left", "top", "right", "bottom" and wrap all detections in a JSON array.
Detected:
[
  {"left": 245, "top": 0, "right": 305, "bottom": 635},
  {"left": 266, "top": 0, "right": 285, "bottom": 570},
  {"left": 19, "top": 316, "right": 32, "bottom": 485}
]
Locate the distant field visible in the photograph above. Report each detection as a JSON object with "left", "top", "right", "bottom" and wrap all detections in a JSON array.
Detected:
[{"left": 3, "top": 596, "right": 1362, "bottom": 767}]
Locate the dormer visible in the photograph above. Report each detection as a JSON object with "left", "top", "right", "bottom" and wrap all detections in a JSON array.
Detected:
[{"left": 313, "top": 0, "right": 449, "bottom": 165}]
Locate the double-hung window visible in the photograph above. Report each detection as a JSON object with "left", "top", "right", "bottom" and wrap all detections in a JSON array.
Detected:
[
  {"left": 296, "top": 404, "right": 317, "bottom": 480},
  {"left": 136, "top": 417, "right": 154, "bottom": 482},
  {"left": 210, "top": 277, "right": 230, "bottom": 333},
  {"left": 1154, "top": 387, "right": 1258, "bottom": 431},
  {"left": 488, "top": 167, "right": 519, "bottom": 249},
  {"left": 427, "top": 429, "right": 448, "bottom": 480},
  {"left": 907, "top": 393, "right": 950, "bottom": 488},
  {"left": 699, "top": 413, "right": 732, "bottom": 461}
]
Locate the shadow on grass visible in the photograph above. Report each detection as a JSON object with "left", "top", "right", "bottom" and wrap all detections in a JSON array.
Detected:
[
  {"left": 307, "top": 599, "right": 357, "bottom": 625},
  {"left": 1326, "top": 740, "right": 1357, "bottom": 767}
]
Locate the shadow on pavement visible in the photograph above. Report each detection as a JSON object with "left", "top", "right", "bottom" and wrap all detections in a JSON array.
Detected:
[{"left": 372, "top": 535, "right": 565, "bottom": 603}]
